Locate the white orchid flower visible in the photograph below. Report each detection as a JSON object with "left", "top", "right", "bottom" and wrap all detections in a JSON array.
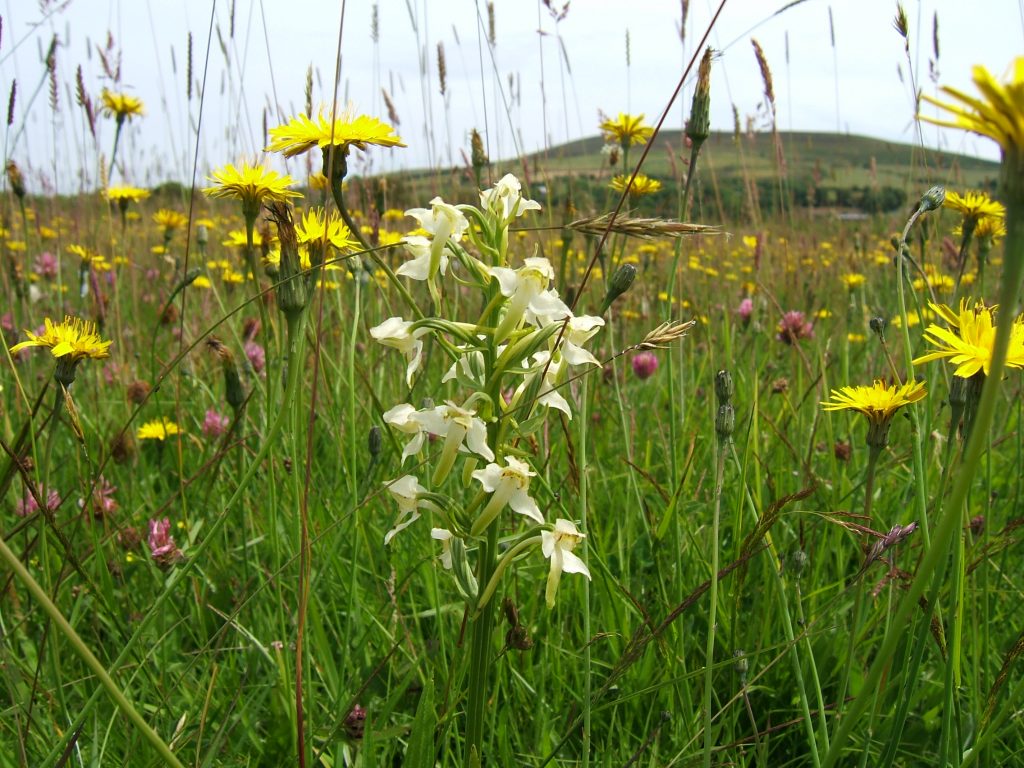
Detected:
[
  {"left": 383, "top": 474, "right": 429, "bottom": 544},
  {"left": 560, "top": 315, "right": 605, "bottom": 367},
  {"left": 489, "top": 257, "right": 557, "bottom": 343},
  {"left": 369, "top": 316, "right": 429, "bottom": 386},
  {"left": 541, "top": 518, "right": 590, "bottom": 608},
  {"left": 431, "top": 527, "right": 454, "bottom": 569},
  {"left": 417, "top": 401, "right": 494, "bottom": 484},
  {"left": 383, "top": 403, "right": 427, "bottom": 462},
  {"left": 479, "top": 173, "right": 541, "bottom": 222},
  {"left": 404, "top": 196, "right": 468, "bottom": 285},
  {"left": 514, "top": 350, "right": 572, "bottom": 418},
  {"left": 470, "top": 456, "right": 543, "bottom": 534},
  {"left": 395, "top": 235, "right": 445, "bottom": 281}
]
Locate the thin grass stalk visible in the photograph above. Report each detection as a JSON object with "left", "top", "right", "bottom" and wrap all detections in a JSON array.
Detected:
[{"left": 702, "top": 424, "right": 726, "bottom": 768}]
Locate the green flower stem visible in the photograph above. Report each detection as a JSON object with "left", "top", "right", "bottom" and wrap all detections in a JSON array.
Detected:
[
  {"left": 0, "top": 533, "right": 185, "bottom": 768},
  {"left": 40, "top": 298, "right": 310, "bottom": 766},
  {"left": 474, "top": 536, "right": 543, "bottom": 613},
  {"left": 580, "top": 376, "right": 592, "bottom": 768},
  {"left": 244, "top": 210, "right": 277, "bottom": 362},
  {"left": 823, "top": 163, "right": 1024, "bottom": 768},
  {"left": 833, "top": 444, "right": 881, "bottom": 732},
  {"left": 702, "top": 430, "right": 727, "bottom": 768},
  {"left": 894, "top": 208, "right": 933, "bottom": 548},
  {"left": 464, "top": 523, "right": 499, "bottom": 767}
]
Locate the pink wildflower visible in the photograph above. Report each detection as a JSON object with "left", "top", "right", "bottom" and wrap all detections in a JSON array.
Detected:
[
  {"left": 34, "top": 251, "right": 58, "bottom": 279},
  {"left": 202, "top": 409, "right": 230, "bottom": 438},
  {"left": 244, "top": 341, "right": 266, "bottom": 375},
  {"left": 16, "top": 485, "right": 62, "bottom": 517},
  {"left": 147, "top": 518, "right": 184, "bottom": 567},
  {"left": 631, "top": 351, "right": 660, "bottom": 380},
  {"left": 736, "top": 297, "right": 753, "bottom": 323},
  {"left": 776, "top": 311, "right": 814, "bottom": 345},
  {"left": 80, "top": 476, "right": 119, "bottom": 518}
]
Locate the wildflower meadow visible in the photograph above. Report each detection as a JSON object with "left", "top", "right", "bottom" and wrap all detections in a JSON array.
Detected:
[{"left": 1, "top": 2, "right": 1023, "bottom": 766}]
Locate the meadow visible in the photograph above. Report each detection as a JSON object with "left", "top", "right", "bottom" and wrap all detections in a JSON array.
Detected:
[{"left": 1, "top": 3, "right": 1023, "bottom": 767}]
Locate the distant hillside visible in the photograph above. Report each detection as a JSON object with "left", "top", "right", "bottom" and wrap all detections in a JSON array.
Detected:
[{"left": 383, "top": 130, "right": 999, "bottom": 219}]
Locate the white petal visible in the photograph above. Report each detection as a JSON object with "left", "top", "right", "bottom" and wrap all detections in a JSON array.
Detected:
[
  {"left": 489, "top": 266, "right": 519, "bottom": 297},
  {"left": 509, "top": 489, "right": 544, "bottom": 524},
  {"left": 384, "top": 511, "right": 420, "bottom": 545},
  {"left": 465, "top": 419, "right": 495, "bottom": 461},
  {"left": 559, "top": 549, "right": 591, "bottom": 578}
]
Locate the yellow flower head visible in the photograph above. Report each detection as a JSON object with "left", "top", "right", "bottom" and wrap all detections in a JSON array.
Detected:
[
  {"left": 153, "top": 209, "right": 189, "bottom": 231},
  {"left": 919, "top": 57, "right": 1024, "bottom": 153},
  {"left": 913, "top": 299, "right": 1024, "bottom": 377},
  {"left": 609, "top": 173, "right": 662, "bottom": 196},
  {"left": 100, "top": 89, "right": 145, "bottom": 121},
  {"left": 136, "top": 419, "right": 183, "bottom": 441},
  {"left": 841, "top": 272, "right": 866, "bottom": 289},
  {"left": 943, "top": 190, "right": 1006, "bottom": 223},
  {"left": 955, "top": 215, "right": 1007, "bottom": 245},
  {"left": 105, "top": 186, "right": 150, "bottom": 204},
  {"left": 266, "top": 109, "right": 406, "bottom": 158},
  {"left": 222, "top": 228, "right": 276, "bottom": 249},
  {"left": 203, "top": 162, "right": 302, "bottom": 211},
  {"left": 600, "top": 112, "right": 653, "bottom": 146},
  {"left": 823, "top": 379, "right": 927, "bottom": 425},
  {"left": 295, "top": 207, "right": 357, "bottom": 252},
  {"left": 9, "top": 316, "right": 112, "bottom": 361}
]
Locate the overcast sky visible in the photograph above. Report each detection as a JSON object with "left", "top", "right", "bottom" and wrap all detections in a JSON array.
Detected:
[{"left": 2, "top": 0, "right": 1021, "bottom": 193}]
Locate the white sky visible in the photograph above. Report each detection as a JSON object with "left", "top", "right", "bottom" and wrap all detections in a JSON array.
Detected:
[{"left": 2, "top": 0, "right": 1020, "bottom": 193}]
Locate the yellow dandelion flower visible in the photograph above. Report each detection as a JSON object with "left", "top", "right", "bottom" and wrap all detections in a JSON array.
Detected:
[
  {"left": 919, "top": 57, "right": 1024, "bottom": 153},
  {"left": 203, "top": 162, "right": 302, "bottom": 212},
  {"left": 954, "top": 216, "right": 1006, "bottom": 244},
  {"left": 599, "top": 112, "right": 653, "bottom": 146},
  {"left": 7, "top": 240, "right": 26, "bottom": 252},
  {"left": 296, "top": 207, "right": 357, "bottom": 251},
  {"left": 9, "top": 316, "right": 111, "bottom": 361},
  {"left": 609, "top": 173, "right": 662, "bottom": 196},
  {"left": 913, "top": 299, "right": 1024, "bottom": 377},
  {"left": 943, "top": 190, "right": 1006, "bottom": 222},
  {"left": 823, "top": 379, "right": 927, "bottom": 447},
  {"left": 100, "top": 89, "right": 145, "bottom": 122},
  {"left": 742, "top": 235, "right": 758, "bottom": 249},
  {"left": 192, "top": 275, "right": 212, "bottom": 289},
  {"left": 136, "top": 419, "right": 183, "bottom": 441},
  {"left": 105, "top": 186, "right": 150, "bottom": 204},
  {"left": 266, "top": 109, "right": 406, "bottom": 158},
  {"left": 841, "top": 273, "right": 867, "bottom": 289},
  {"left": 847, "top": 333, "right": 867, "bottom": 343},
  {"left": 222, "top": 229, "right": 275, "bottom": 249},
  {"left": 153, "top": 209, "right": 188, "bottom": 231}
]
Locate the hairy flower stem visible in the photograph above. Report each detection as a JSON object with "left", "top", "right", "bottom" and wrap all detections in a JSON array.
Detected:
[
  {"left": 702, "top": 429, "right": 726, "bottom": 768},
  {"left": 244, "top": 209, "right": 277, "bottom": 359},
  {"left": 0, "top": 533, "right": 186, "bottom": 768},
  {"left": 286, "top": 311, "right": 312, "bottom": 768},
  {"left": 834, "top": 445, "right": 881, "bottom": 731},
  {"left": 40, "top": 304, "right": 310, "bottom": 766},
  {"left": 823, "top": 161, "right": 1024, "bottom": 768}
]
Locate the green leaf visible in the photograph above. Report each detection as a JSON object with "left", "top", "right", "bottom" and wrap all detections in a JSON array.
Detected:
[{"left": 405, "top": 675, "right": 436, "bottom": 768}]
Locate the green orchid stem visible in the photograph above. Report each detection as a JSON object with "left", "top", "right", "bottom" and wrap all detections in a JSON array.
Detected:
[
  {"left": 469, "top": 486, "right": 512, "bottom": 537},
  {"left": 474, "top": 536, "right": 542, "bottom": 613},
  {"left": 823, "top": 163, "right": 1024, "bottom": 768},
  {"left": 0, "top": 534, "right": 185, "bottom": 768},
  {"left": 464, "top": 523, "right": 499, "bottom": 767},
  {"left": 41, "top": 303, "right": 310, "bottom": 767}
]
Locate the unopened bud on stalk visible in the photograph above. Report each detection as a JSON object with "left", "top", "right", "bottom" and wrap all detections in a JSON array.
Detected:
[
  {"left": 368, "top": 425, "right": 382, "bottom": 458},
  {"left": 470, "top": 129, "right": 488, "bottom": 173},
  {"left": 600, "top": 263, "right": 636, "bottom": 313},
  {"left": 685, "top": 47, "right": 713, "bottom": 147},
  {"left": 715, "top": 403, "right": 735, "bottom": 440},
  {"left": 789, "top": 549, "right": 809, "bottom": 577},
  {"left": 265, "top": 202, "right": 308, "bottom": 316},
  {"left": 919, "top": 185, "right": 946, "bottom": 212},
  {"left": 733, "top": 649, "right": 749, "bottom": 682},
  {"left": 196, "top": 224, "right": 209, "bottom": 248},
  {"left": 6, "top": 160, "right": 25, "bottom": 199},
  {"left": 869, "top": 316, "right": 886, "bottom": 339},
  {"left": 714, "top": 369, "right": 733, "bottom": 405}
]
